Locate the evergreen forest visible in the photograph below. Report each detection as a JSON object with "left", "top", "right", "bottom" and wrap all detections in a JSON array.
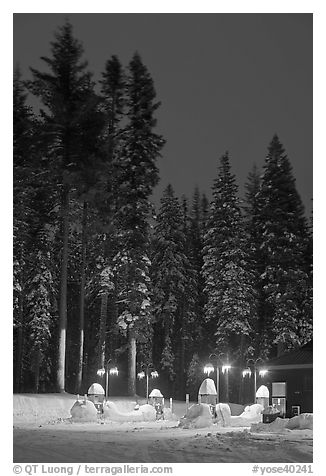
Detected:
[{"left": 13, "top": 21, "right": 313, "bottom": 402}]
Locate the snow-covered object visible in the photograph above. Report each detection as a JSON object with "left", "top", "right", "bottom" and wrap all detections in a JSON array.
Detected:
[
  {"left": 14, "top": 393, "right": 77, "bottom": 425},
  {"left": 215, "top": 403, "right": 231, "bottom": 427},
  {"left": 198, "top": 378, "right": 217, "bottom": 395},
  {"left": 243, "top": 404, "right": 264, "bottom": 417},
  {"left": 163, "top": 407, "right": 178, "bottom": 421},
  {"left": 103, "top": 401, "right": 156, "bottom": 422},
  {"left": 262, "top": 405, "right": 280, "bottom": 415},
  {"left": 149, "top": 389, "right": 163, "bottom": 398},
  {"left": 256, "top": 385, "right": 269, "bottom": 398},
  {"left": 229, "top": 403, "right": 263, "bottom": 427},
  {"left": 251, "top": 417, "right": 290, "bottom": 433},
  {"left": 87, "top": 383, "right": 105, "bottom": 395},
  {"left": 70, "top": 400, "right": 98, "bottom": 422},
  {"left": 179, "top": 403, "right": 213, "bottom": 429},
  {"left": 286, "top": 413, "right": 313, "bottom": 430}
]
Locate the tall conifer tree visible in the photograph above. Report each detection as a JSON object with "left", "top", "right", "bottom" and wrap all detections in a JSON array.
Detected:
[
  {"left": 202, "top": 152, "right": 257, "bottom": 364},
  {"left": 13, "top": 68, "right": 36, "bottom": 391},
  {"left": 113, "top": 53, "right": 165, "bottom": 395},
  {"left": 256, "top": 135, "right": 312, "bottom": 355},
  {"left": 151, "top": 185, "right": 196, "bottom": 395},
  {"left": 27, "top": 21, "right": 97, "bottom": 391}
]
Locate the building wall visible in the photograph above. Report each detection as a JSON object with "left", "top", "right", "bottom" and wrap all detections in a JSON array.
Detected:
[{"left": 262, "top": 368, "right": 312, "bottom": 417}]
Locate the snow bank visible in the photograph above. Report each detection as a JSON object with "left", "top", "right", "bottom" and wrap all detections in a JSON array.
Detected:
[
  {"left": 286, "top": 413, "right": 313, "bottom": 430},
  {"left": 230, "top": 403, "right": 263, "bottom": 427},
  {"left": 109, "top": 399, "right": 139, "bottom": 413},
  {"left": 14, "top": 393, "right": 77, "bottom": 425},
  {"left": 179, "top": 403, "right": 213, "bottom": 429},
  {"left": 70, "top": 400, "right": 98, "bottom": 422},
  {"left": 251, "top": 414, "right": 313, "bottom": 433},
  {"left": 103, "top": 402, "right": 156, "bottom": 422},
  {"left": 243, "top": 404, "right": 264, "bottom": 416},
  {"left": 215, "top": 403, "right": 231, "bottom": 427},
  {"left": 251, "top": 417, "right": 290, "bottom": 433},
  {"left": 163, "top": 407, "right": 178, "bottom": 421}
]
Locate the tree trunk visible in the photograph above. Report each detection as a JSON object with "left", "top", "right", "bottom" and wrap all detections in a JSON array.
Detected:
[
  {"left": 34, "top": 348, "right": 41, "bottom": 393},
  {"left": 128, "top": 330, "right": 137, "bottom": 396},
  {"left": 99, "top": 291, "right": 108, "bottom": 369},
  {"left": 15, "top": 292, "right": 24, "bottom": 393},
  {"left": 179, "top": 305, "right": 186, "bottom": 399},
  {"left": 76, "top": 202, "right": 87, "bottom": 393},
  {"left": 15, "top": 244, "right": 25, "bottom": 393},
  {"left": 277, "top": 342, "right": 285, "bottom": 357},
  {"left": 57, "top": 185, "right": 70, "bottom": 393},
  {"left": 238, "top": 334, "right": 246, "bottom": 403}
]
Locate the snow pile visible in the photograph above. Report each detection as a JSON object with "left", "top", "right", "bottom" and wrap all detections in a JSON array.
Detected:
[
  {"left": 14, "top": 393, "right": 76, "bottom": 425},
  {"left": 110, "top": 399, "right": 140, "bottom": 413},
  {"left": 251, "top": 417, "right": 290, "bottom": 433},
  {"left": 251, "top": 414, "right": 313, "bottom": 433},
  {"left": 179, "top": 403, "right": 213, "bottom": 429},
  {"left": 215, "top": 403, "right": 231, "bottom": 427},
  {"left": 103, "top": 402, "right": 156, "bottom": 422},
  {"left": 286, "top": 413, "right": 313, "bottom": 430},
  {"left": 245, "top": 403, "right": 264, "bottom": 414},
  {"left": 230, "top": 403, "right": 263, "bottom": 427},
  {"left": 163, "top": 407, "right": 178, "bottom": 421},
  {"left": 70, "top": 399, "right": 98, "bottom": 422}
]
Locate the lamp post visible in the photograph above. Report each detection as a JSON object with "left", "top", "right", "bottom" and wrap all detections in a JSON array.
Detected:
[
  {"left": 204, "top": 353, "right": 231, "bottom": 403},
  {"left": 243, "top": 358, "right": 268, "bottom": 402},
  {"left": 137, "top": 363, "right": 158, "bottom": 403},
  {"left": 97, "top": 359, "right": 119, "bottom": 399}
]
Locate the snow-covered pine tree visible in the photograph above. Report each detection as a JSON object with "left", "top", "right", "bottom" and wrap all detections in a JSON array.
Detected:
[
  {"left": 91, "top": 55, "right": 126, "bottom": 376},
  {"left": 151, "top": 185, "right": 196, "bottom": 395},
  {"left": 26, "top": 244, "right": 55, "bottom": 392},
  {"left": 100, "top": 54, "right": 125, "bottom": 159},
  {"left": 186, "top": 353, "right": 204, "bottom": 400},
  {"left": 27, "top": 20, "right": 98, "bottom": 392},
  {"left": 256, "top": 135, "right": 312, "bottom": 356},
  {"left": 243, "top": 164, "right": 263, "bottom": 356},
  {"left": 13, "top": 68, "right": 36, "bottom": 392},
  {"left": 187, "top": 188, "right": 207, "bottom": 356},
  {"left": 113, "top": 52, "right": 165, "bottom": 395},
  {"left": 200, "top": 192, "right": 210, "bottom": 230},
  {"left": 202, "top": 152, "right": 257, "bottom": 364}
]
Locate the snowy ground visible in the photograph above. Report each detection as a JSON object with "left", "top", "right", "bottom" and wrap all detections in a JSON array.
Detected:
[{"left": 13, "top": 394, "right": 313, "bottom": 463}]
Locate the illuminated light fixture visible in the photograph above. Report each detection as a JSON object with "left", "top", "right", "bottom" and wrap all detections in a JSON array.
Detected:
[
  {"left": 110, "top": 367, "right": 119, "bottom": 376},
  {"left": 97, "top": 368, "right": 105, "bottom": 377},
  {"left": 242, "top": 368, "right": 252, "bottom": 378},
  {"left": 204, "top": 364, "right": 215, "bottom": 375},
  {"left": 259, "top": 369, "right": 268, "bottom": 377},
  {"left": 151, "top": 370, "right": 159, "bottom": 379},
  {"left": 137, "top": 371, "right": 145, "bottom": 379},
  {"left": 221, "top": 365, "right": 231, "bottom": 374}
]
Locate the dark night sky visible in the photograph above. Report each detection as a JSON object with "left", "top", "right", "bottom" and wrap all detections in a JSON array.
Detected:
[{"left": 13, "top": 13, "right": 313, "bottom": 215}]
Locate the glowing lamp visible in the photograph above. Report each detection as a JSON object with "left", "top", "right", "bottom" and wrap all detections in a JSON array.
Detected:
[
  {"left": 221, "top": 365, "right": 231, "bottom": 374},
  {"left": 259, "top": 369, "right": 268, "bottom": 377},
  {"left": 97, "top": 368, "right": 105, "bottom": 377},
  {"left": 242, "top": 368, "right": 252, "bottom": 378},
  {"left": 204, "top": 363, "right": 214, "bottom": 375}
]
